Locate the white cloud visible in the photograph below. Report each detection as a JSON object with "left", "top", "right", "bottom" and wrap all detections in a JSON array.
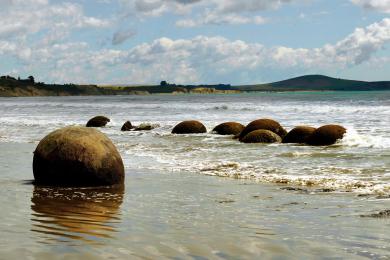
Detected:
[
  {"left": 119, "top": 0, "right": 201, "bottom": 17},
  {"left": 0, "top": 1, "right": 110, "bottom": 40},
  {"left": 121, "top": 0, "right": 294, "bottom": 26},
  {"left": 351, "top": 0, "right": 390, "bottom": 13},
  {"left": 333, "top": 18, "right": 390, "bottom": 64},
  {"left": 211, "top": 0, "right": 292, "bottom": 14},
  {"left": 123, "top": 0, "right": 292, "bottom": 15},
  {"left": 176, "top": 13, "right": 267, "bottom": 27},
  {"left": 120, "top": 18, "right": 390, "bottom": 82}
]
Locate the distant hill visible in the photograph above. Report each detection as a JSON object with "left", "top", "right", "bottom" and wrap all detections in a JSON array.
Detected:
[
  {"left": 0, "top": 74, "right": 389, "bottom": 97},
  {"left": 236, "top": 75, "right": 390, "bottom": 91},
  {"left": 0, "top": 76, "right": 148, "bottom": 97}
]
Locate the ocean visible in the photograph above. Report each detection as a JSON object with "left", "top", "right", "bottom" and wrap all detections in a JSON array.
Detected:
[{"left": 0, "top": 92, "right": 389, "bottom": 259}]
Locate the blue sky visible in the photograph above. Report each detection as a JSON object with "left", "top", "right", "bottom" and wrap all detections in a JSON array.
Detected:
[{"left": 0, "top": 0, "right": 389, "bottom": 85}]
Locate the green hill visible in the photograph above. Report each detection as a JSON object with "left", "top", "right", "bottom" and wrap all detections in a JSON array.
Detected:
[{"left": 236, "top": 75, "right": 390, "bottom": 91}]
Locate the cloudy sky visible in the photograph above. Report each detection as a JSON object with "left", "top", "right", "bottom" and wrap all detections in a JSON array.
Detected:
[{"left": 0, "top": 0, "right": 389, "bottom": 85}]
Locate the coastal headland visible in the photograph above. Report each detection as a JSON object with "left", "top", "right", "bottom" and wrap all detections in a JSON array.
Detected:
[{"left": 0, "top": 74, "right": 389, "bottom": 97}]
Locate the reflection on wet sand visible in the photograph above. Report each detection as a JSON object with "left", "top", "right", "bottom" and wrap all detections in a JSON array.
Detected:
[{"left": 31, "top": 185, "right": 124, "bottom": 244}]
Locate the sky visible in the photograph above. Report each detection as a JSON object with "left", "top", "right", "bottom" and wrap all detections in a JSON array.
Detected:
[{"left": 0, "top": 0, "right": 389, "bottom": 85}]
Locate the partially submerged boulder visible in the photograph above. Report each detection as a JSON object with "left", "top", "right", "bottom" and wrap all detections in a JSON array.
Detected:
[
  {"left": 240, "top": 129, "right": 282, "bottom": 144},
  {"left": 86, "top": 116, "right": 110, "bottom": 127},
  {"left": 172, "top": 120, "right": 207, "bottom": 134},
  {"left": 213, "top": 122, "right": 244, "bottom": 135},
  {"left": 283, "top": 126, "right": 317, "bottom": 144},
  {"left": 33, "top": 126, "right": 125, "bottom": 187},
  {"left": 306, "top": 124, "right": 346, "bottom": 146},
  {"left": 238, "top": 119, "right": 287, "bottom": 141},
  {"left": 121, "top": 121, "right": 133, "bottom": 131},
  {"left": 133, "top": 123, "right": 160, "bottom": 131}
]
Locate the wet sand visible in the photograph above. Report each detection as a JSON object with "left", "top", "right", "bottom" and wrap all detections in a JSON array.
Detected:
[{"left": 0, "top": 142, "right": 389, "bottom": 259}]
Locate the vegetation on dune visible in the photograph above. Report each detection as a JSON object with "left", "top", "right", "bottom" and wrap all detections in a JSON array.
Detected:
[{"left": 0, "top": 75, "right": 105, "bottom": 96}]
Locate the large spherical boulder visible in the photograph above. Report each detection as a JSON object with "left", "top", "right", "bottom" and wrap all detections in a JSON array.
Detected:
[
  {"left": 213, "top": 122, "right": 244, "bottom": 135},
  {"left": 306, "top": 125, "right": 346, "bottom": 146},
  {"left": 283, "top": 126, "right": 317, "bottom": 144},
  {"left": 33, "top": 126, "right": 125, "bottom": 187},
  {"left": 240, "top": 129, "right": 282, "bottom": 143},
  {"left": 238, "top": 119, "right": 287, "bottom": 141},
  {"left": 172, "top": 120, "right": 207, "bottom": 134},
  {"left": 121, "top": 121, "right": 133, "bottom": 131},
  {"left": 86, "top": 116, "right": 110, "bottom": 127}
]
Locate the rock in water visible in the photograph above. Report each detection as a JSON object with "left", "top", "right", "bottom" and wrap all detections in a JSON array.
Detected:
[
  {"left": 121, "top": 121, "right": 133, "bottom": 131},
  {"left": 133, "top": 123, "right": 160, "bottom": 131},
  {"left": 33, "top": 126, "right": 125, "bottom": 187},
  {"left": 172, "top": 120, "right": 207, "bottom": 134},
  {"left": 240, "top": 129, "right": 282, "bottom": 143},
  {"left": 86, "top": 116, "right": 110, "bottom": 127},
  {"left": 238, "top": 119, "right": 287, "bottom": 141},
  {"left": 283, "top": 126, "right": 317, "bottom": 144},
  {"left": 213, "top": 122, "right": 245, "bottom": 135},
  {"left": 306, "top": 125, "right": 346, "bottom": 146}
]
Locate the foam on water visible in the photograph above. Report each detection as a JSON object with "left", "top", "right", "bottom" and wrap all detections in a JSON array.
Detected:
[{"left": 341, "top": 127, "right": 390, "bottom": 149}]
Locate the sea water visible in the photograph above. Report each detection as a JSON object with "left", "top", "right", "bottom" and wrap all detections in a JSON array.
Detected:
[{"left": 0, "top": 92, "right": 389, "bottom": 259}]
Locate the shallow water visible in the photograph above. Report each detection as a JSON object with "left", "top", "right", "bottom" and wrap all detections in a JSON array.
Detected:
[{"left": 0, "top": 92, "right": 389, "bottom": 258}]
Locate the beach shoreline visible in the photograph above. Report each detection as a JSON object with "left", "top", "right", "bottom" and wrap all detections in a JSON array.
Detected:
[
  {"left": 0, "top": 92, "right": 389, "bottom": 258},
  {"left": 0, "top": 141, "right": 389, "bottom": 259}
]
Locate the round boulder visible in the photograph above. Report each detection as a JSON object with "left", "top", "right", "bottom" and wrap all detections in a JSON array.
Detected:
[
  {"left": 86, "top": 116, "right": 110, "bottom": 127},
  {"left": 172, "top": 120, "right": 207, "bottom": 134},
  {"left": 33, "top": 126, "right": 125, "bottom": 187},
  {"left": 240, "top": 129, "right": 282, "bottom": 143},
  {"left": 238, "top": 119, "right": 287, "bottom": 141},
  {"left": 121, "top": 121, "right": 133, "bottom": 131},
  {"left": 134, "top": 123, "right": 160, "bottom": 131},
  {"left": 306, "top": 124, "right": 347, "bottom": 146},
  {"left": 282, "top": 126, "right": 317, "bottom": 144},
  {"left": 213, "top": 122, "right": 245, "bottom": 135}
]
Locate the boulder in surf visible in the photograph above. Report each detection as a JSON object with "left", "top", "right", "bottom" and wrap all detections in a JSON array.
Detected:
[
  {"left": 213, "top": 122, "right": 244, "bottom": 136},
  {"left": 33, "top": 126, "right": 125, "bottom": 187},
  {"left": 238, "top": 119, "right": 287, "bottom": 141},
  {"left": 172, "top": 120, "right": 207, "bottom": 134},
  {"left": 240, "top": 129, "right": 282, "bottom": 143},
  {"left": 86, "top": 116, "right": 110, "bottom": 128},
  {"left": 306, "top": 124, "right": 346, "bottom": 146},
  {"left": 282, "top": 126, "right": 317, "bottom": 144}
]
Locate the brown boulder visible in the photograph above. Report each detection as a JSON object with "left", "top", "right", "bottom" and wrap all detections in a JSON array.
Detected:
[
  {"left": 213, "top": 122, "right": 244, "bottom": 135},
  {"left": 86, "top": 116, "right": 110, "bottom": 127},
  {"left": 282, "top": 126, "right": 317, "bottom": 144},
  {"left": 33, "top": 126, "right": 125, "bottom": 187},
  {"left": 306, "top": 125, "right": 347, "bottom": 146},
  {"left": 172, "top": 120, "right": 207, "bottom": 134},
  {"left": 238, "top": 119, "right": 287, "bottom": 141},
  {"left": 133, "top": 123, "right": 159, "bottom": 131},
  {"left": 240, "top": 129, "right": 282, "bottom": 143},
  {"left": 121, "top": 121, "right": 133, "bottom": 131}
]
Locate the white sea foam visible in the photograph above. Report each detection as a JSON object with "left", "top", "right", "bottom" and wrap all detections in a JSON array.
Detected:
[{"left": 341, "top": 127, "right": 390, "bottom": 149}]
